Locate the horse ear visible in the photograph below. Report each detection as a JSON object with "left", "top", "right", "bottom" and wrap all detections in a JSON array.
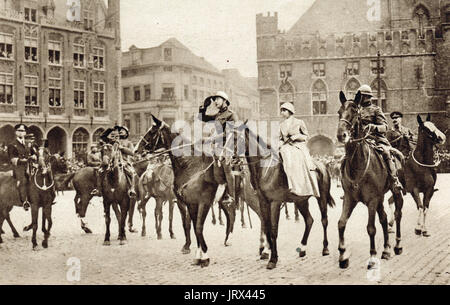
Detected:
[
  {"left": 426, "top": 113, "right": 431, "bottom": 121},
  {"left": 417, "top": 114, "right": 424, "bottom": 126},
  {"left": 151, "top": 114, "right": 162, "bottom": 127},
  {"left": 354, "top": 91, "right": 362, "bottom": 104},
  {"left": 339, "top": 91, "right": 347, "bottom": 104}
]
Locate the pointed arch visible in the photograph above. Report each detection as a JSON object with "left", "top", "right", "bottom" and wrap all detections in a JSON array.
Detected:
[
  {"left": 311, "top": 79, "right": 328, "bottom": 115},
  {"left": 47, "top": 126, "right": 67, "bottom": 156},
  {"left": 93, "top": 127, "right": 105, "bottom": 144},
  {"left": 72, "top": 127, "right": 90, "bottom": 163},
  {"left": 345, "top": 77, "right": 361, "bottom": 99},
  {"left": 413, "top": 4, "right": 431, "bottom": 39},
  {"left": 279, "top": 79, "right": 295, "bottom": 107}
]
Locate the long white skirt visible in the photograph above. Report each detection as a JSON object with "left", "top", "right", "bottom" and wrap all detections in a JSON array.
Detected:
[{"left": 280, "top": 143, "right": 320, "bottom": 197}]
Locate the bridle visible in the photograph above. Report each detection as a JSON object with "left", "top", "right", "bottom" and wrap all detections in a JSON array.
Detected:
[{"left": 411, "top": 125, "right": 442, "bottom": 168}]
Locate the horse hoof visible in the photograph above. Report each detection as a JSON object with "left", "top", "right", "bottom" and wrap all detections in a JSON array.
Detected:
[
  {"left": 367, "top": 261, "right": 376, "bottom": 270},
  {"left": 181, "top": 247, "right": 190, "bottom": 255},
  {"left": 266, "top": 262, "right": 277, "bottom": 270},
  {"left": 388, "top": 228, "right": 395, "bottom": 234},
  {"left": 32, "top": 244, "right": 38, "bottom": 251},
  {"left": 295, "top": 217, "right": 300, "bottom": 223},
  {"left": 129, "top": 228, "right": 138, "bottom": 233},
  {"left": 83, "top": 228, "right": 92, "bottom": 234},
  {"left": 13, "top": 234, "right": 20, "bottom": 238},
  {"left": 322, "top": 248, "right": 330, "bottom": 256},
  {"left": 192, "top": 259, "right": 201, "bottom": 266},
  {"left": 394, "top": 247, "right": 403, "bottom": 255},
  {"left": 157, "top": 234, "right": 162, "bottom": 240},
  {"left": 242, "top": 224, "right": 247, "bottom": 229},
  {"left": 200, "top": 259, "right": 210, "bottom": 268},
  {"left": 103, "top": 241, "right": 111, "bottom": 246},
  {"left": 42, "top": 240, "right": 48, "bottom": 249},
  {"left": 381, "top": 251, "right": 391, "bottom": 260},
  {"left": 119, "top": 240, "right": 127, "bottom": 246},
  {"left": 219, "top": 221, "right": 224, "bottom": 226},
  {"left": 260, "top": 253, "right": 269, "bottom": 260},
  {"left": 141, "top": 232, "right": 146, "bottom": 237},
  {"left": 299, "top": 250, "right": 306, "bottom": 258},
  {"left": 422, "top": 231, "right": 430, "bottom": 237},
  {"left": 170, "top": 234, "right": 176, "bottom": 240},
  {"left": 212, "top": 219, "right": 216, "bottom": 225},
  {"left": 415, "top": 229, "right": 422, "bottom": 236},
  {"left": 339, "top": 259, "right": 349, "bottom": 269}
]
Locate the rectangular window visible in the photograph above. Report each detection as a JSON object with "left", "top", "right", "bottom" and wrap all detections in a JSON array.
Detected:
[
  {"left": 83, "top": 9, "right": 94, "bottom": 30},
  {"left": 371, "top": 59, "right": 385, "bottom": 75},
  {"left": 24, "top": 8, "right": 37, "bottom": 22},
  {"left": 93, "top": 47, "right": 104, "bottom": 70},
  {"left": 346, "top": 61, "right": 360, "bottom": 76},
  {"left": 0, "top": 33, "right": 13, "bottom": 60},
  {"left": 0, "top": 73, "right": 14, "bottom": 104},
  {"left": 73, "top": 43, "right": 85, "bottom": 67},
  {"left": 162, "top": 87, "right": 175, "bottom": 100},
  {"left": 24, "top": 76, "right": 38, "bottom": 106},
  {"left": 74, "top": 80, "right": 85, "bottom": 109},
  {"left": 135, "top": 114, "right": 141, "bottom": 135},
  {"left": 134, "top": 86, "right": 140, "bottom": 101},
  {"left": 163, "top": 66, "right": 172, "bottom": 72},
  {"left": 123, "top": 87, "right": 130, "bottom": 102},
  {"left": 93, "top": 82, "right": 105, "bottom": 110},
  {"left": 49, "top": 78, "right": 62, "bottom": 107},
  {"left": 48, "top": 41, "right": 61, "bottom": 65},
  {"left": 25, "top": 37, "right": 38, "bottom": 62},
  {"left": 313, "top": 63, "right": 325, "bottom": 77},
  {"left": 144, "top": 85, "right": 151, "bottom": 100},
  {"left": 184, "top": 85, "right": 189, "bottom": 100},
  {"left": 164, "top": 48, "right": 172, "bottom": 61},
  {"left": 312, "top": 93, "right": 327, "bottom": 115},
  {"left": 279, "top": 64, "right": 292, "bottom": 79}
]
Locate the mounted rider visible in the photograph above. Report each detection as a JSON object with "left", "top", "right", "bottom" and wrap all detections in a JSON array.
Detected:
[
  {"left": 198, "top": 90, "right": 239, "bottom": 206},
  {"left": 96, "top": 126, "right": 137, "bottom": 198},
  {"left": 387, "top": 111, "right": 416, "bottom": 157},
  {"left": 7, "top": 124, "right": 38, "bottom": 210},
  {"left": 357, "top": 85, "right": 403, "bottom": 192},
  {"left": 88, "top": 144, "right": 102, "bottom": 196}
]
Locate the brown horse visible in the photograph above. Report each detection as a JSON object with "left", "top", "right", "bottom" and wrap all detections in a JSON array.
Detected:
[
  {"left": 336, "top": 91, "right": 404, "bottom": 269},
  {"left": 402, "top": 114, "right": 445, "bottom": 236},
  {"left": 0, "top": 171, "right": 23, "bottom": 241},
  {"left": 236, "top": 123, "right": 335, "bottom": 269},
  {"left": 135, "top": 115, "right": 236, "bottom": 267}
]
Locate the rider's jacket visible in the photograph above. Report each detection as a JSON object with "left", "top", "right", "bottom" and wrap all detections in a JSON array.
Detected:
[
  {"left": 387, "top": 125, "right": 415, "bottom": 156},
  {"left": 360, "top": 102, "right": 390, "bottom": 146},
  {"left": 8, "top": 137, "right": 35, "bottom": 178}
]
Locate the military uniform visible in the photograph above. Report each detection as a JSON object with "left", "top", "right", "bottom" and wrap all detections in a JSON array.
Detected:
[{"left": 387, "top": 125, "right": 415, "bottom": 157}]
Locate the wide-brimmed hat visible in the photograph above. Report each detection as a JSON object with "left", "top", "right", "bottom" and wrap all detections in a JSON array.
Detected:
[
  {"left": 390, "top": 111, "right": 403, "bottom": 119},
  {"left": 280, "top": 102, "right": 295, "bottom": 114}
]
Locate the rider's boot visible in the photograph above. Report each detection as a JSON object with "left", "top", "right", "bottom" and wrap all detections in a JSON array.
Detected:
[
  {"left": 90, "top": 168, "right": 103, "bottom": 196},
  {"left": 387, "top": 157, "right": 403, "bottom": 193},
  {"left": 17, "top": 180, "right": 30, "bottom": 211},
  {"left": 126, "top": 172, "right": 137, "bottom": 198}
]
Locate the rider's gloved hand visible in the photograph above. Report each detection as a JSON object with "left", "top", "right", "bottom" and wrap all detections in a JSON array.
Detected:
[{"left": 364, "top": 123, "right": 377, "bottom": 133}]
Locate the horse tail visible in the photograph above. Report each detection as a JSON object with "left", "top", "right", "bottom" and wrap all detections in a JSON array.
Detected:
[{"left": 323, "top": 162, "right": 336, "bottom": 208}]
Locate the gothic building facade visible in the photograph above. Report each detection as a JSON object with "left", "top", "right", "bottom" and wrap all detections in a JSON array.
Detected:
[{"left": 256, "top": 0, "right": 450, "bottom": 154}]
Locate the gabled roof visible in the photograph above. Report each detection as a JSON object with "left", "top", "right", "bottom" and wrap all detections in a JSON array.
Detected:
[{"left": 288, "top": 0, "right": 386, "bottom": 35}]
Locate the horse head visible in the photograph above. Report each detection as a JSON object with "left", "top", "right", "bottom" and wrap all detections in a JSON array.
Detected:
[
  {"left": 337, "top": 91, "right": 362, "bottom": 144},
  {"left": 417, "top": 114, "right": 446, "bottom": 146},
  {"left": 135, "top": 115, "right": 171, "bottom": 155}
]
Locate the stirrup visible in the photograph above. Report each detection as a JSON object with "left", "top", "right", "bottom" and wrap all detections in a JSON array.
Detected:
[
  {"left": 23, "top": 200, "right": 31, "bottom": 211},
  {"left": 128, "top": 190, "right": 137, "bottom": 198}
]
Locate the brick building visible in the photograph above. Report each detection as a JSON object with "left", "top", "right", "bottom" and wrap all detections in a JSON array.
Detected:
[
  {"left": 121, "top": 38, "right": 259, "bottom": 142},
  {"left": 256, "top": 0, "right": 450, "bottom": 154},
  {"left": 0, "top": 0, "right": 121, "bottom": 161}
]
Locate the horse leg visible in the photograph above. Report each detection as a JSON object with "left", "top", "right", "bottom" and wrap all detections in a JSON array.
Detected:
[
  {"left": 259, "top": 218, "right": 270, "bottom": 260},
  {"left": 367, "top": 202, "right": 378, "bottom": 268},
  {"left": 5, "top": 212, "right": 20, "bottom": 238},
  {"left": 177, "top": 200, "right": 191, "bottom": 254},
  {"left": 377, "top": 202, "right": 391, "bottom": 260},
  {"left": 198, "top": 202, "right": 211, "bottom": 267},
  {"left": 393, "top": 192, "right": 404, "bottom": 255},
  {"left": 169, "top": 200, "right": 175, "bottom": 239},
  {"left": 240, "top": 198, "right": 246, "bottom": 228},
  {"left": 111, "top": 202, "right": 121, "bottom": 240},
  {"left": 284, "top": 203, "right": 290, "bottom": 220},
  {"left": 119, "top": 199, "right": 129, "bottom": 245},
  {"left": 411, "top": 188, "right": 424, "bottom": 235},
  {"left": 211, "top": 203, "right": 216, "bottom": 225},
  {"left": 421, "top": 189, "right": 434, "bottom": 237},
  {"left": 387, "top": 195, "right": 395, "bottom": 233},
  {"left": 128, "top": 198, "right": 137, "bottom": 233},
  {"left": 218, "top": 206, "right": 224, "bottom": 226},
  {"left": 296, "top": 199, "right": 313, "bottom": 258},
  {"left": 187, "top": 202, "right": 201, "bottom": 265},
  {"left": 294, "top": 206, "right": 299, "bottom": 222},
  {"left": 268, "top": 201, "right": 282, "bottom": 267},
  {"left": 31, "top": 204, "right": 39, "bottom": 249},
  {"left": 42, "top": 205, "right": 52, "bottom": 249},
  {"left": 318, "top": 197, "right": 329, "bottom": 256},
  {"left": 103, "top": 201, "right": 112, "bottom": 246},
  {"left": 154, "top": 198, "right": 163, "bottom": 240},
  {"left": 220, "top": 200, "right": 236, "bottom": 247},
  {"left": 338, "top": 195, "right": 357, "bottom": 269},
  {"left": 0, "top": 210, "right": 5, "bottom": 244},
  {"left": 140, "top": 199, "right": 147, "bottom": 237},
  {"left": 78, "top": 194, "right": 92, "bottom": 234}
]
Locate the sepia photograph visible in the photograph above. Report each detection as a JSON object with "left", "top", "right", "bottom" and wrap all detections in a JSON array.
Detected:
[{"left": 0, "top": 0, "right": 449, "bottom": 292}]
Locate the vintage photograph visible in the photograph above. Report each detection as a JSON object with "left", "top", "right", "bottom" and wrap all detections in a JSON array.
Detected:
[{"left": 0, "top": 0, "right": 449, "bottom": 288}]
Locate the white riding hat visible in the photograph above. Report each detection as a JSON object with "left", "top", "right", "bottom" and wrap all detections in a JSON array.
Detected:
[
  {"left": 358, "top": 84, "right": 373, "bottom": 97},
  {"left": 280, "top": 102, "right": 295, "bottom": 114}
]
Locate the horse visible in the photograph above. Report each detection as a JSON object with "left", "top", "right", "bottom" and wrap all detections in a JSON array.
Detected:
[
  {"left": 401, "top": 114, "right": 445, "bottom": 236},
  {"left": 137, "top": 161, "right": 177, "bottom": 240},
  {"left": 134, "top": 115, "right": 237, "bottom": 267},
  {"left": 336, "top": 91, "right": 404, "bottom": 269},
  {"left": 235, "top": 122, "right": 336, "bottom": 269},
  {"left": 0, "top": 171, "right": 23, "bottom": 241},
  {"left": 99, "top": 142, "right": 133, "bottom": 245}
]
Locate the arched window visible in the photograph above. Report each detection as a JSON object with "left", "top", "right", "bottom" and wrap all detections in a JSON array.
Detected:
[
  {"left": 279, "top": 80, "right": 294, "bottom": 106},
  {"left": 93, "top": 128, "right": 105, "bottom": 144},
  {"left": 345, "top": 78, "right": 360, "bottom": 100},
  {"left": 72, "top": 128, "right": 89, "bottom": 163},
  {"left": 371, "top": 80, "right": 388, "bottom": 113},
  {"left": 413, "top": 5, "right": 430, "bottom": 39},
  {"left": 312, "top": 79, "right": 327, "bottom": 115}
]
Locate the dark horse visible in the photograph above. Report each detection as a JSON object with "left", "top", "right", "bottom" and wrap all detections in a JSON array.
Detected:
[
  {"left": 100, "top": 143, "right": 133, "bottom": 245},
  {"left": 135, "top": 115, "right": 236, "bottom": 267},
  {"left": 0, "top": 148, "right": 56, "bottom": 248},
  {"left": 234, "top": 123, "right": 335, "bottom": 269},
  {"left": 403, "top": 114, "right": 445, "bottom": 236},
  {"left": 336, "top": 91, "right": 404, "bottom": 269}
]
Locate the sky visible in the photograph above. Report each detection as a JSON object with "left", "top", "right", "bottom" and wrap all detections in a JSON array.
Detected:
[{"left": 120, "top": 0, "right": 316, "bottom": 78}]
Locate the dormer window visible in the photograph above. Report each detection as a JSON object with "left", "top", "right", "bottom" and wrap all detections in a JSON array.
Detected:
[{"left": 24, "top": 8, "right": 37, "bottom": 23}]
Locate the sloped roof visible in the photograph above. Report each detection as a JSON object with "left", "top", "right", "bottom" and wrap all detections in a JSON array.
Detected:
[
  {"left": 288, "top": 0, "right": 385, "bottom": 35},
  {"left": 223, "top": 69, "right": 259, "bottom": 96}
]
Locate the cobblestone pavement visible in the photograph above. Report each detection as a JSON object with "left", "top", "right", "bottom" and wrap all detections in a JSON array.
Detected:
[{"left": 0, "top": 175, "right": 449, "bottom": 285}]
